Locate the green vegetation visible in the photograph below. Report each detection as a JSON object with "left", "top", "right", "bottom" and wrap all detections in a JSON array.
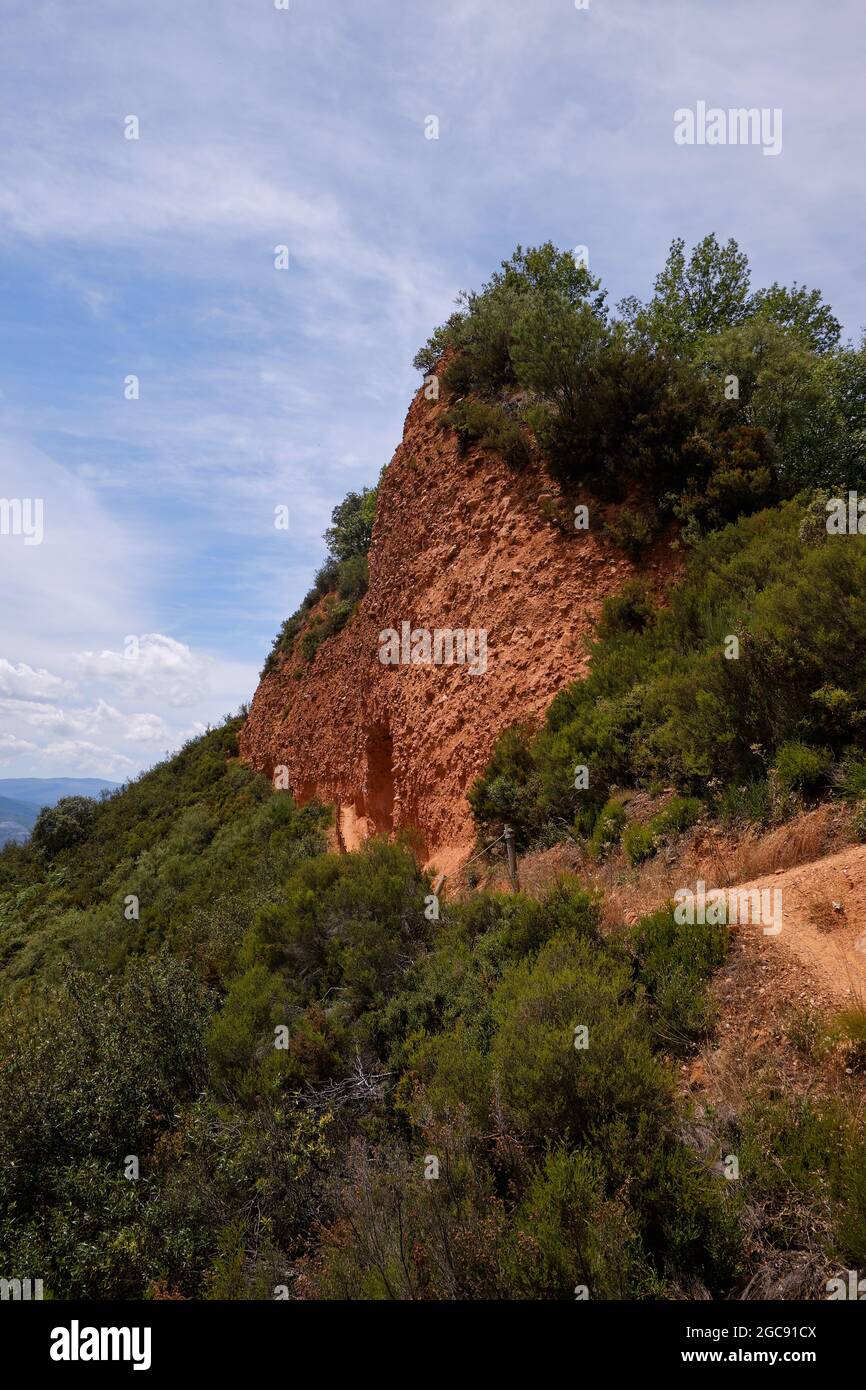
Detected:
[
  {"left": 262, "top": 484, "right": 378, "bottom": 676},
  {"left": 470, "top": 498, "right": 866, "bottom": 851},
  {"left": 0, "top": 768, "right": 744, "bottom": 1299},
  {"left": 2, "top": 237, "right": 864, "bottom": 1301},
  {"left": 0, "top": 718, "right": 329, "bottom": 984},
  {"left": 622, "top": 797, "right": 703, "bottom": 867},
  {"left": 441, "top": 397, "right": 531, "bottom": 471},
  {"left": 736, "top": 1092, "right": 866, "bottom": 1267},
  {"left": 418, "top": 234, "right": 866, "bottom": 534}
]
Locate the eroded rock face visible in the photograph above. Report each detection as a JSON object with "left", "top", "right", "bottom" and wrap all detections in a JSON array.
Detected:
[{"left": 239, "top": 388, "right": 674, "bottom": 869}]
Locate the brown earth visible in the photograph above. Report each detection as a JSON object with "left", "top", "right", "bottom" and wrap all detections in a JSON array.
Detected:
[
  {"left": 239, "top": 385, "right": 676, "bottom": 869},
  {"left": 490, "top": 804, "right": 866, "bottom": 1004}
]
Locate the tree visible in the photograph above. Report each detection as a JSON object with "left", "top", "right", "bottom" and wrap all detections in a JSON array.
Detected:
[
  {"left": 413, "top": 242, "right": 607, "bottom": 395},
  {"left": 622, "top": 234, "right": 752, "bottom": 352},
  {"left": 31, "top": 796, "right": 96, "bottom": 858},
  {"left": 703, "top": 319, "right": 852, "bottom": 490},
  {"left": 749, "top": 281, "right": 842, "bottom": 355},
  {"left": 324, "top": 487, "right": 378, "bottom": 563}
]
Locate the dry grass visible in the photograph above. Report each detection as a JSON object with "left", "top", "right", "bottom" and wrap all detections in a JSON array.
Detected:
[
  {"left": 596, "top": 804, "right": 846, "bottom": 930},
  {"left": 475, "top": 803, "right": 851, "bottom": 930}
]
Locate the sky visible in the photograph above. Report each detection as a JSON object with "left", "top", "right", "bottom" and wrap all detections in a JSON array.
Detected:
[{"left": 0, "top": 0, "right": 864, "bottom": 781}]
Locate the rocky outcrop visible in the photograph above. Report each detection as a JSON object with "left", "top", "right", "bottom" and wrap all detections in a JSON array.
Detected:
[{"left": 239, "top": 387, "right": 675, "bottom": 870}]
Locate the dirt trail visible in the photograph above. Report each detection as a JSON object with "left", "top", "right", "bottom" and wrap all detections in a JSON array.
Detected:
[
  {"left": 486, "top": 815, "right": 866, "bottom": 1004},
  {"left": 732, "top": 843, "right": 866, "bottom": 1003}
]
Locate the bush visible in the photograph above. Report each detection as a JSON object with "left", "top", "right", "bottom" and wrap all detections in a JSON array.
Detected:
[
  {"left": 443, "top": 398, "right": 532, "bottom": 470},
  {"left": 603, "top": 506, "right": 658, "bottom": 557},
  {"left": 588, "top": 798, "right": 628, "bottom": 860},
  {"left": 31, "top": 796, "right": 97, "bottom": 859},
  {"left": 490, "top": 933, "right": 672, "bottom": 1146},
  {"left": 622, "top": 796, "right": 702, "bottom": 866},
  {"left": 622, "top": 821, "right": 656, "bottom": 865},
  {"left": 773, "top": 741, "right": 832, "bottom": 794},
  {"left": 654, "top": 795, "right": 703, "bottom": 834},
  {"left": 629, "top": 906, "right": 728, "bottom": 1052},
  {"left": 466, "top": 723, "right": 539, "bottom": 848},
  {"left": 717, "top": 777, "right": 772, "bottom": 828},
  {"left": 596, "top": 580, "right": 656, "bottom": 638},
  {"left": 503, "top": 1147, "right": 646, "bottom": 1298},
  {"left": 840, "top": 752, "right": 866, "bottom": 800}
]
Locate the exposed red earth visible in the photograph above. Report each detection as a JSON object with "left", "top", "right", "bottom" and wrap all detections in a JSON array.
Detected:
[{"left": 239, "top": 386, "right": 675, "bottom": 871}]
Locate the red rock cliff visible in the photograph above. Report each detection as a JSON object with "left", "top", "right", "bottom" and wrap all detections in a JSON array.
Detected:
[{"left": 239, "top": 387, "right": 674, "bottom": 870}]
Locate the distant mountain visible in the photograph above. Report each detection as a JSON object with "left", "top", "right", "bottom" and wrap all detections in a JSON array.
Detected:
[
  {"left": 0, "top": 778, "right": 120, "bottom": 848},
  {"left": 0, "top": 795, "right": 39, "bottom": 847}
]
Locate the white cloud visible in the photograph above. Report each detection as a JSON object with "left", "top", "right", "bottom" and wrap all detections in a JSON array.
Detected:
[
  {"left": 0, "top": 696, "right": 169, "bottom": 743},
  {"left": 0, "top": 0, "right": 863, "bottom": 786},
  {"left": 72, "top": 634, "right": 210, "bottom": 708},
  {"left": 0, "top": 732, "right": 38, "bottom": 760},
  {"left": 39, "top": 740, "right": 138, "bottom": 780},
  {"left": 0, "top": 660, "right": 73, "bottom": 701}
]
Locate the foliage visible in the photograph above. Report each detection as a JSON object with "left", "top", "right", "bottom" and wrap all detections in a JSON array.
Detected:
[
  {"left": 629, "top": 906, "right": 727, "bottom": 1051},
  {"left": 417, "top": 235, "right": 864, "bottom": 549},
  {"left": 262, "top": 484, "right": 378, "bottom": 676},
  {"left": 471, "top": 498, "right": 866, "bottom": 847},
  {"left": 0, "top": 718, "right": 330, "bottom": 985},
  {"left": 772, "top": 741, "right": 832, "bottom": 795},
  {"left": 442, "top": 397, "right": 531, "bottom": 470},
  {"left": 623, "top": 796, "right": 703, "bottom": 866},
  {"left": 30, "top": 795, "right": 97, "bottom": 859},
  {"left": 413, "top": 242, "right": 606, "bottom": 396},
  {"left": 324, "top": 487, "right": 378, "bottom": 564}
]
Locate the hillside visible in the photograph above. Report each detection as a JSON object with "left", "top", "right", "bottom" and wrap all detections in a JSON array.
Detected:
[
  {"left": 2, "top": 235, "right": 866, "bottom": 1303},
  {"left": 240, "top": 384, "right": 675, "bottom": 867},
  {"left": 0, "top": 778, "right": 118, "bottom": 848}
]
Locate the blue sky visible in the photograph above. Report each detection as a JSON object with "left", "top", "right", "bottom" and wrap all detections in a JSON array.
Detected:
[{"left": 1, "top": 0, "right": 864, "bottom": 780}]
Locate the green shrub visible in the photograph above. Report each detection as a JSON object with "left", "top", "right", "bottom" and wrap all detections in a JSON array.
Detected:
[
  {"left": 588, "top": 798, "right": 628, "bottom": 860},
  {"left": 443, "top": 398, "right": 531, "bottom": 470},
  {"left": 654, "top": 796, "right": 703, "bottom": 834},
  {"left": 596, "top": 580, "right": 656, "bottom": 638},
  {"left": 717, "top": 777, "right": 772, "bottom": 828},
  {"left": 737, "top": 1095, "right": 862, "bottom": 1257},
  {"left": 503, "top": 1147, "right": 646, "bottom": 1298},
  {"left": 628, "top": 906, "right": 728, "bottom": 1052},
  {"left": 603, "top": 506, "right": 658, "bottom": 557},
  {"left": 337, "top": 552, "right": 368, "bottom": 602},
  {"left": 490, "top": 933, "right": 672, "bottom": 1146},
  {"left": 622, "top": 797, "right": 702, "bottom": 867},
  {"left": 824, "top": 1007, "right": 866, "bottom": 1074},
  {"left": 773, "top": 741, "right": 832, "bottom": 794},
  {"left": 622, "top": 821, "right": 656, "bottom": 865},
  {"left": 841, "top": 752, "right": 866, "bottom": 800},
  {"left": 31, "top": 796, "right": 97, "bottom": 859},
  {"left": 466, "top": 723, "right": 538, "bottom": 847}
]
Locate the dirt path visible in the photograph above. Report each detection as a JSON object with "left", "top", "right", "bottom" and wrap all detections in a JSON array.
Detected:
[{"left": 732, "top": 843, "right": 866, "bottom": 1002}]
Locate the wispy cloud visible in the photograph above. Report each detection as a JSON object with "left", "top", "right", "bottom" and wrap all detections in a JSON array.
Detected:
[{"left": 0, "top": 0, "right": 863, "bottom": 776}]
